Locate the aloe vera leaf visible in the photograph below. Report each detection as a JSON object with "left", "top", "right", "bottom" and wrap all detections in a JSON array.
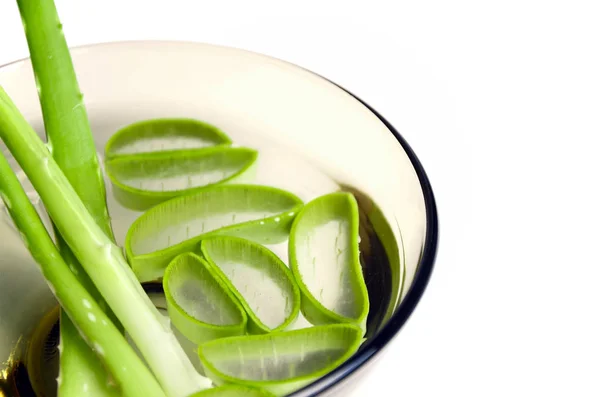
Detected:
[
  {"left": 105, "top": 118, "right": 232, "bottom": 159},
  {"left": 197, "top": 324, "right": 364, "bottom": 396},
  {"left": 125, "top": 184, "right": 303, "bottom": 283},
  {"left": 0, "top": 150, "right": 166, "bottom": 397},
  {"left": 57, "top": 245, "right": 122, "bottom": 397},
  {"left": 189, "top": 385, "right": 276, "bottom": 397},
  {"left": 289, "top": 192, "right": 370, "bottom": 334},
  {"left": 15, "top": 0, "right": 120, "bottom": 394},
  {"left": 0, "top": 86, "right": 211, "bottom": 397},
  {"left": 199, "top": 236, "right": 300, "bottom": 334},
  {"left": 58, "top": 317, "right": 122, "bottom": 396},
  {"left": 105, "top": 146, "right": 258, "bottom": 211},
  {"left": 15, "top": 0, "right": 114, "bottom": 239},
  {"left": 163, "top": 252, "right": 247, "bottom": 344}
]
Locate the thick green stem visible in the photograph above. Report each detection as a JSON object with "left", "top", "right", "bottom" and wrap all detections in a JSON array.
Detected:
[
  {"left": 0, "top": 85, "right": 211, "bottom": 397},
  {"left": 15, "top": 0, "right": 119, "bottom": 394},
  {"left": 58, "top": 319, "right": 123, "bottom": 397},
  {"left": 0, "top": 150, "right": 166, "bottom": 397},
  {"left": 16, "top": 0, "right": 113, "bottom": 237}
]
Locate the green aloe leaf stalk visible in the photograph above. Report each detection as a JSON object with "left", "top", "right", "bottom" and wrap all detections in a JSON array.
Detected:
[
  {"left": 0, "top": 85, "right": 212, "bottom": 397},
  {"left": 163, "top": 252, "right": 248, "bottom": 345},
  {"left": 289, "top": 192, "right": 370, "bottom": 334},
  {"left": 15, "top": 0, "right": 120, "bottom": 395},
  {"left": 125, "top": 184, "right": 303, "bottom": 283},
  {"left": 199, "top": 236, "right": 300, "bottom": 334},
  {"left": 0, "top": 150, "right": 166, "bottom": 397},
  {"left": 104, "top": 118, "right": 232, "bottom": 159},
  {"left": 105, "top": 146, "right": 258, "bottom": 211},
  {"left": 197, "top": 324, "right": 364, "bottom": 396}
]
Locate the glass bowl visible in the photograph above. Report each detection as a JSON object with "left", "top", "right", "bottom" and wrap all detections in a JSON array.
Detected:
[{"left": 0, "top": 41, "right": 438, "bottom": 397}]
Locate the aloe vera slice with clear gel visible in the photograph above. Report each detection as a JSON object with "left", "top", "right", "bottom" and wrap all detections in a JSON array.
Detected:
[
  {"left": 197, "top": 324, "right": 364, "bottom": 396},
  {"left": 163, "top": 252, "right": 247, "bottom": 345},
  {"left": 199, "top": 236, "right": 300, "bottom": 334},
  {"left": 104, "top": 118, "right": 232, "bottom": 159},
  {"left": 189, "top": 385, "right": 276, "bottom": 397},
  {"left": 105, "top": 146, "right": 258, "bottom": 211},
  {"left": 289, "top": 192, "right": 370, "bottom": 334},
  {"left": 126, "top": 184, "right": 303, "bottom": 283}
]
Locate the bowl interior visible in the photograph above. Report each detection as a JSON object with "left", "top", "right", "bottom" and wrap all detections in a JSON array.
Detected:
[{"left": 0, "top": 41, "right": 430, "bottom": 396}]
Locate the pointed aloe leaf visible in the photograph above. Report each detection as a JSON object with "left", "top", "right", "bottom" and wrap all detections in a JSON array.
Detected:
[
  {"left": 106, "top": 147, "right": 258, "bottom": 211},
  {"left": 197, "top": 324, "right": 364, "bottom": 396},
  {"left": 126, "top": 184, "right": 303, "bottom": 282},
  {"left": 189, "top": 385, "right": 276, "bottom": 397},
  {"left": 163, "top": 252, "right": 247, "bottom": 344},
  {"left": 105, "top": 118, "right": 232, "bottom": 159},
  {"left": 289, "top": 192, "right": 370, "bottom": 334},
  {"left": 199, "top": 236, "right": 300, "bottom": 334}
]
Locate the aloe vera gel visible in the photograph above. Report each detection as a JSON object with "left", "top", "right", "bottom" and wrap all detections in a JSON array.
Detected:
[{"left": 0, "top": 1, "right": 397, "bottom": 396}]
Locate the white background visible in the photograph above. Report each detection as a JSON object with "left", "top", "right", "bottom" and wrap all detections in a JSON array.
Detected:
[{"left": 1, "top": 1, "right": 599, "bottom": 396}]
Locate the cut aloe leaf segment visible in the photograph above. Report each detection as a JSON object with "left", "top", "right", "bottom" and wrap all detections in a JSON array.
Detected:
[
  {"left": 104, "top": 118, "right": 232, "bottom": 159},
  {"left": 105, "top": 147, "right": 258, "bottom": 211},
  {"left": 289, "top": 192, "right": 370, "bottom": 333},
  {"left": 189, "top": 385, "right": 276, "bottom": 397},
  {"left": 163, "top": 252, "right": 247, "bottom": 345},
  {"left": 199, "top": 236, "right": 300, "bottom": 334},
  {"left": 126, "top": 184, "right": 303, "bottom": 283},
  {"left": 197, "top": 324, "right": 364, "bottom": 396}
]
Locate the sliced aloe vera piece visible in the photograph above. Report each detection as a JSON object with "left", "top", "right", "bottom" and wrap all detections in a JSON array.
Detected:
[
  {"left": 163, "top": 252, "right": 247, "bottom": 344},
  {"left": 106, "top": 147, "right": 258, "bottom": 211},
  {"left": 105, "top": 118, "right": 232, "bottom": 158},
  {"left": 199, "top": 236, "right": 300, "bottom": 334},
  {"left": 126, "top": 184, "right": 303, "bottom": 282},
  {"left": 289, "top": 192, "right": 370, "bottom": 333},
  {"left": 190, "top": 385, "right": 276, "bottom": 397},
  {"left": 198, "top": 324, "right": 363, "bottom": 396}
]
